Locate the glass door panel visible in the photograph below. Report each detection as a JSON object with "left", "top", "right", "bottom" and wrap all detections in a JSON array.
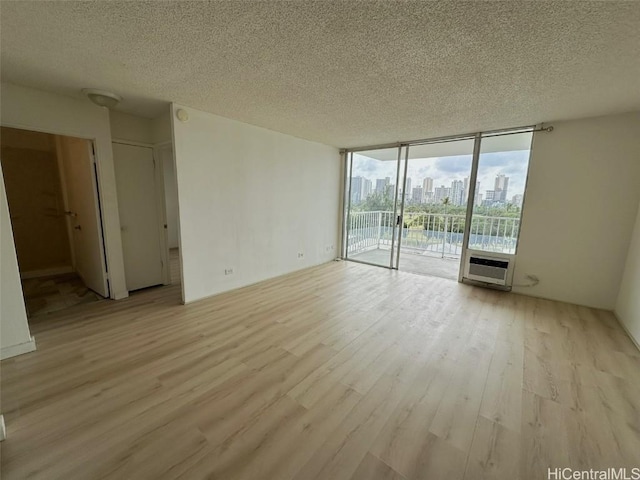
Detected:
[
  {"left": 345, "top": 147, "right": 401, "bottom": 268},
  {"left": 468, "top": 132, "right": 533, "bottom": 254},
  {"left": 394, "top": 139, "right": 475, "bottom": 280}
]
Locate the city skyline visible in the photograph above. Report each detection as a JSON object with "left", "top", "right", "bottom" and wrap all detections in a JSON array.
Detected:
[
  {"left": 351, "top": 173, "right": 521, "bottom": 207},
  {"left": 351, "top": 150, "right": 531, "bottom": 204}
]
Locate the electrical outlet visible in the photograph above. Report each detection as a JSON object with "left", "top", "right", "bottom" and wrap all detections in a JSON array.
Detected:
[
  {"left": 224, "top": 268, "right": 234, "bottom": 275},
  {"left": 297, "top": 252, "right": 304, "bottom": 259}
]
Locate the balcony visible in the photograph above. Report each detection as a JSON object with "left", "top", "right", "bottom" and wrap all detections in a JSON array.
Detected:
[{"left": 346, "top": 211, "right": 520, "bottom": 280}]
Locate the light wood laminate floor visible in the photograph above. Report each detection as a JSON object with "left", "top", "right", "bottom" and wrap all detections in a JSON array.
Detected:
[{"left": 1, "top": 261, "right": 639, "bottom": 479}]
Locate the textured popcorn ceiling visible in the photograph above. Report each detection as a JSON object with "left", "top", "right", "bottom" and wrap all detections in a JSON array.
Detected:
[{"left": 1, "top": 1, "right": 639, "bottom": 147}]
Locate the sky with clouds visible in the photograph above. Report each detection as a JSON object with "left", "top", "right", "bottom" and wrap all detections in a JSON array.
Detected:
[{"left": 353, "top": 150, "right": 531, "bottom": 199}]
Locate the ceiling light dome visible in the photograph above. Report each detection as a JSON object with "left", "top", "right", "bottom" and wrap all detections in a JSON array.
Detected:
[{"left": 82, "top": 88, "right": 122, "bottom": 108}]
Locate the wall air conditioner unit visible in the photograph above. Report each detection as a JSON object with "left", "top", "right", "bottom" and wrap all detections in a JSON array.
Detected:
[{"left": 463, "top": 251, "right": 514, "bottom": 289}]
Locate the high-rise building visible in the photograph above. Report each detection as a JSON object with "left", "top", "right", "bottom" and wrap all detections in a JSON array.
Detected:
[
  {"left": 484, "top": 190, "right": 496, "bottom": 206},
  {"left": 350, "top": 176, "right": 372, "bottom": 204},
  {"left": 375, "top": 177, "right": 390, "bottom": 196},
  {"left": 422, "top": 177, "right": 434, "bottom": 194},
  {"left": 362, "top": 178, "right": 372, "bottom": 199},
  {"left": 412, "top": 186, "right": 424, "bottom": 204},
  {"left": 450, "top": 180, "right": 465, "bottom": 206},
  {"left": 511, "top": 194, "right": 523, "bottom": 207},
  {"left": 462, "top": 177, "right": 482, "bottom": 205},
  {"left": 494, "top": 174, "right": 510, "bottom": 202},
  {"left": 404, "top": 178, "right": 412, "bottom": 202},
  {"left": 434, "top": 185, "right": 451, "bottom": 204},
  {"left": 387, "top": 183, "right": 395, "bottom": 197},
  {"left": 495, "top": 173, "right": 509, "bottom": 190},
  {"left": 463, "top": 177, "right": 481, "bottom": 205},
  {"left": 351, "top": 176, "right": 364, "bottom": 204}
]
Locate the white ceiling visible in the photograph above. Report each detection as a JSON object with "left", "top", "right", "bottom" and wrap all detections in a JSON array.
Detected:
[{"left": 1, "top": 1, "right": 639, "bottom": 148}]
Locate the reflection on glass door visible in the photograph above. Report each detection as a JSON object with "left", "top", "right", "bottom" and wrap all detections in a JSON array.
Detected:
[
  {"left": 468, "top": 132, "right": 533, "bottom": 254},
  {"left": 345, "top": 147, "right": 401, "bottom": 268},
  {"left": 394, "top": 139, "right": 475, "bottom": 280}
]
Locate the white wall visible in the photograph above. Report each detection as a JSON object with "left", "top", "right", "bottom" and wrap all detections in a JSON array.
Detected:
[
  {"left": 0, "top": 164, "right": 35, "bottom": 359},
  {"left": 1, "top": 83, "right": 127, "bottom": 299},
  {"left": 615, "top": 200, "right": 640, "bottom": 346},
  {"left": 152, "top": 110, "right": 172, "bottom": 144},
  {"left": 109, "top": 109, "right": 172, "bottom": 145},
  {"left": 109, "top": 110, "right": 154, "bottom": 144},
  {"left": 171, "top": 104, "right": 340, "bottom": 303},
  {"left": 514, "top": 111, "right": 640, "bottom": 309}
]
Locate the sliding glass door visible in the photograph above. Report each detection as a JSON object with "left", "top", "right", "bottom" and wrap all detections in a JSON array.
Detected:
[
  {"left": 344, "top": 147, "right": 402, "bottom": 268},
  {"left": 343, "top": 127, "right": 535, "bottom": 280},
  {"left": 467, "top": 131, "right": 533, "bottom": 255},
  {"left": 394, "top": 139, "right": 475, "bottom": 279}
]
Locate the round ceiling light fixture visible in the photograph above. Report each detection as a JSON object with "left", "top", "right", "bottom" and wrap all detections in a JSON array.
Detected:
[{"left": 82, "top": 88, "right": 122, "bottom": 108}]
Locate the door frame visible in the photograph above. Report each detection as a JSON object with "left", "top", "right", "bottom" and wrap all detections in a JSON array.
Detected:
[
  {"left": 342, "top": 125, "right": 544, "bottom": 280},
  {"left": 343, "top": 146, "right": 405, "bottom": 270},
  {"left": 1, "top": 124, "right": 111, "bottom": 296},
  {"left": 154, "top": 141, "right": 178, "bottom": 286},
  {"left": 112, "top": 139, "right": 172, "bottom": 287}
]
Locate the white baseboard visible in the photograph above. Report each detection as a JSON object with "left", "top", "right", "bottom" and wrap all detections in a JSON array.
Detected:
[
  {"left": 0, "top": 336, "right": 37, "bottom": 360},
  {"left": 20, "top": 266, "right": 73, "bottom": 280},
  {"left": 613, "top": 312, "right": 640, "bottom": 353}
]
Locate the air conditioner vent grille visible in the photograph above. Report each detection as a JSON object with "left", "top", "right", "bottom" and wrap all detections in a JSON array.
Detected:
[
  {"left": 469, "top": 257, "right": 509, "bottom": 269},
  {"left": 468, "top": 263, "right": 507, "bottom": 280},
  {"left": 464, "top": 254, "right": 512, "bottom": 286}
]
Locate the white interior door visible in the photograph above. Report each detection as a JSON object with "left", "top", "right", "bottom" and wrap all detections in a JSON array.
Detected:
[
  {"left": 112, "top": 143, "right": 165, "bottom": 291},
  {"left": 58, "top": 137, "right": 109, "bottom": 297}
]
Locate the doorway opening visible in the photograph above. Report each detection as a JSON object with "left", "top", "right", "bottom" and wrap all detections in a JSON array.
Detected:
[
  {"left": 157, "top": 143, "right": 181, "bottom": 287},
  {"left": 1, "top": 127, "right": 109, "bottom": 319},
  {"left": 110, "top": 140, "right": 181, "bottom": 296}
]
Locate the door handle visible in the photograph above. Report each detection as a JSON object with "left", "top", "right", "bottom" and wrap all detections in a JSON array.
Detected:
[
  {"left": 396, "top": 215, "right": 401, "bottom": 226},
  {"left": 74, "top": 225, "right": 82, "bottom": 231}
]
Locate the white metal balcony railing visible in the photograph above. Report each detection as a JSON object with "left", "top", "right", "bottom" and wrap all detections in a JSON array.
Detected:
[{"left": 346, "top": 211, "right": 520, "bottom": 258}]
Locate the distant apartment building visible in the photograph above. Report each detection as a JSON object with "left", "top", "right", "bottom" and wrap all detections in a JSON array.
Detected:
[
  {"left": 351, "top": 176, "right": 363, "bottom": 204},
  {"left": 422, "top": 177, "right": 433, "bottom": 195},
  {"left": 463, "top": 177, "right": 481, "bottom": 205},
  {"left": 423, "top": 191, "right": 434, "bottom": 204},
  {"left": 350, "top": 176, "right": 372, "bottom": 204},
  {"left": 363, "top": 178, "right": 372, "bottom": 199},
  {"left": 511, "top": 193, "right": 524, "bottom": 207},
  {"left": 494, "top": 173, "right": 509, "bottom": 202},
  {"left": 450, "top": 180, "right": 465, "bottom": 206},
  {"left": 434, "top": 185, "right": 451, "bottom": 204},
  {"left": 375, "top": 177, "right": 391, "bottom": 195},
  {"left": 412, "top": 186, "right": 424, "bottom": 203}
]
